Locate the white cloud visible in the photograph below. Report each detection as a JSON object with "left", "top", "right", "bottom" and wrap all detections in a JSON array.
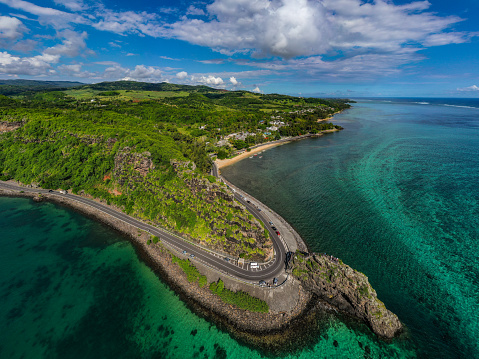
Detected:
[
  {"left": 229, "top": 76, "right": 238, "bottom": 86},
  {"left": 193, "top": 75, "right": 224, "bottom": 85},
  {"left": 176, "top": 71, "right": 188, "bottom": 79},
  {"left": 252, "top": 86, "right": 261, "bottom": 93},
  {"left": 45, "top": 30, "right": 91, "bottom": 57},
  {"left": 127, "top": 65, "right": 162, "bottom": 79},
  {"left": 0, "top": 0, "right": 476, "bottom": 82},
  {"left": 0, "top": 50, "right": 59, "bottom": 75},
  {"left": 100, "top": 64, "right": 163, "bottom": 81},
  {"left": 11, "top": 39, "right": 37, "bottom": 52},
  {"left": 108, "top": 41, "right": 122, "bottom": 48},
  {"left": 235, "top": 48, "right": 425, "bottom": 81},
  {"left": 160, "top": 55, "right": 180, "bottom": 61},
  {"left": 93, "top": 61, "right": 119, "bottom": 66},
  {"left": 457, "top": 85, "right": 479, "bottom": 92},
  {"left": 186, "top": 5, "right": 205, "bottom": 16},
  {"left": 58, "top": 63, "right": 95, "bottom": 77},
  {"left": 0, "top": 15, "right": 27, "bottom": 40},
  {"left": 422, "top": 32, "right": 479, "bottom": 47},
  {"left": 198, "top": 59, "right": 224, "bottom": 64},
  {"left": 53, "top": 0, "right": 87, "bottom": 12},
  {"left": 0, "top": 0, "right": 69, "bottom": 17},
  {"left": 168, "top": 0, "right": 473, "bottom": 60},
  {"left": 92, "top": 8, "right": 164, "bottom": 37},
  {"left": 0, "top": 0, "right": 87, "bottom": 29}
]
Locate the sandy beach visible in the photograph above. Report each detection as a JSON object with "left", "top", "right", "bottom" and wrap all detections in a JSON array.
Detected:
[
  {"left": 215, "top": 130, "right": 340, "bottom": 170},
  {"left": 215, "top": 140, "right": 291, "bottom": 169}
]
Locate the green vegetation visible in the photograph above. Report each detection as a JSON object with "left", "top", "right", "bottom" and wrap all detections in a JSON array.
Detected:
[
  {"left": 359, "top": 284, "right": 371, "bottom": 298},
  {"left": 198, "top": 275, "right": 208, "bottom": 288},
  {"left": 210, "top": 279, "right": 269, "bottom": 313},
  {"left": 0, "top": 80, "right": 350, "bottom": 260},
  {"left": 172, "top": 256, "right": 203, "bottom": 283}
]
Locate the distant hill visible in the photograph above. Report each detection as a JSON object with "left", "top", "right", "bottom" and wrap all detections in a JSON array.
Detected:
[
  {"left": 76, "top": 80, "right": 220, "bottom": 93},
  {"left": 0, "top": 79, "right": 84, "bottom": 96}
]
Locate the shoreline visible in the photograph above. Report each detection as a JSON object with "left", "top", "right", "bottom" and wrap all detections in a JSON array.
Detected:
[
  {"left": 0, "top": 185, "right": 325, "bottom": 352},
  {"left": 216, "top": 130, "right": 340, "bottom": 169}
]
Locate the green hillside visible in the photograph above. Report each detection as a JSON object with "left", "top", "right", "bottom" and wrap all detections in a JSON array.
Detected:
[
  {"left": 0, "top": 80, "right": 351, "bottom": 259},
  {"left": 0, "top": 79, "right": 83, "bottom": 96}
]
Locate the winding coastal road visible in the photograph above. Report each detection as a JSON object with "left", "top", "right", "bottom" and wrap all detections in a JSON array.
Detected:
[{"left": 0, "top": 179, "right": 287, "bottom": 283}]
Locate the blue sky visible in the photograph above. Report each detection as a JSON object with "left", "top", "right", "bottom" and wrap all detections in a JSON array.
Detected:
[{"left": 0, "top": 0, "right": 478, "bottom": 97}]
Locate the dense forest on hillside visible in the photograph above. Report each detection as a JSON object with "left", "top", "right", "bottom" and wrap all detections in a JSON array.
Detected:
[{"left": 0, "top": 81, "right": 351, "bottom": 259}]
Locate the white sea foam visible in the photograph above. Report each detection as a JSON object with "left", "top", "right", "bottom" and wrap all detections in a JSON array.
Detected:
[{"left": 443, "top": 104, "right": 478, "bottom": 109}]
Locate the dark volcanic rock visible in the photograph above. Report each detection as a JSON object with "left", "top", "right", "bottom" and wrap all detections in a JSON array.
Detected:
[{"left": 291, "top": 252, "right": 403, "bottom": 339}]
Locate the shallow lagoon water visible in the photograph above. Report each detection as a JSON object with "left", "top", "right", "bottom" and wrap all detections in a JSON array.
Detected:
[
  {"left": 0, "top": 196, "right": 413, "bottom": 358},
  {"left": 1, "top": 98, "right": 477, "bottom": 358},
  {"left": 222, "top": 98, "right": 479, "bottom": 358}
]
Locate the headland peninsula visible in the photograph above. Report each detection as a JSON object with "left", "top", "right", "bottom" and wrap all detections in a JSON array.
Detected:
[{"left": 0, "top": 79, "right": 402, "bottom": 350}]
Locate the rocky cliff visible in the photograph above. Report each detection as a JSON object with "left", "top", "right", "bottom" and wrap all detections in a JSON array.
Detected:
[{"left": 291, "top": 251, "right": 402, "bottom": 339}]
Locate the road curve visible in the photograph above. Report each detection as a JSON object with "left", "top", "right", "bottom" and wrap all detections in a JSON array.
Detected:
[{"left": 0, "top": 181, "right": 287, "bottom": 283}]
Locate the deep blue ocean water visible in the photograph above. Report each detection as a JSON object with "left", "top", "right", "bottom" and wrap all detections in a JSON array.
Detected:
[{"left": 1, "top": 98, "right": 478, "bottom": 358}]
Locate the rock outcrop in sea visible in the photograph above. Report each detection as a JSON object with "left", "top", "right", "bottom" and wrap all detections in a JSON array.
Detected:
[{"left": 290, "top": 251, "right": 403, "bottom": 339}]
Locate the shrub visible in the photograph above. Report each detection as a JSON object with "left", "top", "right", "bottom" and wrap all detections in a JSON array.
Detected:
[
  {"left": 198, "top": 275, "right": 208, "bottom": 288},
  {"left": 172, "top": 255, "right": 202, "bottom": 283},
  {"left": 209, "top": 279, "right": 268, "bottom": 313},
  {"left": 217, "top": 148, "right": 228, "bottom": 160}
]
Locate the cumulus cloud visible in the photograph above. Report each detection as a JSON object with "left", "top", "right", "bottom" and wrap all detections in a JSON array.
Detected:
[
  {"left": 193, "top": 74, "right": 224, "bottom": 86},
  {"left": 45, "top": 30, "right": 92, "bottom": 57},
  {"left": 99, "top": 64, "right": 163, "bottom": 81},
  {"left": 57, "top": 63, "right": 94, "bottom": 77},
  {"left": 127, "top": 65, "right": 162, "bottom": 79},
  {"left": 252, "top": 86, "right": 261, "bottom": 93},
  {"left": 0, "top": 15, "right": 27, "bottom": 40},
  {"left": 457, "top": 85, "right": 479, "bottom": 92},
  {"left": 176, "top": 71, "right": 188, "bottom": 79},
  {"left": 0, "top": 50, "right": 59, "bottom": 75},
  {"left": 229, "top": 76, "right": 238, "bottom": 86},
  {"left": 0, "top": 0, "right": 477, "bottom": 82},
  {"left": 168, "top": 0, "right": 473, "bottom": 60}
]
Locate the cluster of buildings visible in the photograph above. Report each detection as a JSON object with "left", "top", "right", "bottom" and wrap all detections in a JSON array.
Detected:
[{"left": 213, "top": 120, "right": 288, "bottom": 148}]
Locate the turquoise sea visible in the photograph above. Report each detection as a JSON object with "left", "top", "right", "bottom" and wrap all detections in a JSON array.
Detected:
[{"left": 1, "top": 98, "right": 478, "bottom": 358}]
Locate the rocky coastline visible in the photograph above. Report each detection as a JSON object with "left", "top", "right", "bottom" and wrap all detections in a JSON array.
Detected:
[{"left": 0, "top": 182, "right": 403, "bottom": 351}]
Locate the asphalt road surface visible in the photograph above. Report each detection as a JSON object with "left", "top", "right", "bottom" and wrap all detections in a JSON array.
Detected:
[{"left": 0, "top": 181, "right": 287, "bottom": 283}]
